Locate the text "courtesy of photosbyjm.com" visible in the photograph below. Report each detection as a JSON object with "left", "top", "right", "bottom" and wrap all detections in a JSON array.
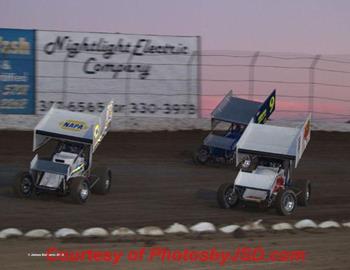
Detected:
[{"left": 34, "top": 246, "right": 306, "bottom": 266}]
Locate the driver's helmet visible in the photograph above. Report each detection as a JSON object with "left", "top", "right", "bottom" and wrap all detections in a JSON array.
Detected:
[
  {"left": 62, "top": 143, "right": 81, "bottom": 153},
  {"left": 237, "top": 125, "right": 244, "bottom": 133}
]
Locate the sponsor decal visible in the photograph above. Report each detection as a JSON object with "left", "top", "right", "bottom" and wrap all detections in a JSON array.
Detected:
[
  {"left": 304, "top": 119, "right": 311, "bottom": 140},
  {"left": 0, "top": 28, "right": 35, "bottom": 114},
  {"left": 36, "top": 31, "right": 199, "bottom": 118},
  {"left": 106, "top": 102, "right": 113, "bottom": 121},
  {"left": 269, "top": 95, "right": 275, "bottom": 112},
  {"left": 71, "top": 163, "right": 84, "bottom": 175},
  {"left": 42, "top": 36, "right": 189, "bottom": 80},
  {"left": 257, "top": 109, "right": 267, "bottom": 124},
  {"left": 59, "top": 120, "right": 88, "bottom": 131},
  {"left": 0, "top": 36, "right": 31, "bottom": 55},
  {"left": 94, "top": 124, "right": 100, "bottom": 138},
  {"left": 255, "top": 90, "right": 276, "bottom": 124},
  {"left": 43, "top": 36, "right": 189, "bottom": 58}
]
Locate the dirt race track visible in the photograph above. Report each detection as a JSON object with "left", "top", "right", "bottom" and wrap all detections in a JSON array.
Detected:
[{"left": 0, "top": 130, "right": 349, "bottom": 230}]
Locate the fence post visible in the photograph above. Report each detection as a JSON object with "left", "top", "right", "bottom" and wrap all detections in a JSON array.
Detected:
[
  {"left": 308, "top": 54, "right": 321, "bottom": 114},
  {"left": 249, "top": 51, "right": 260, "bottom": 99},
  {"left": 124, "top": 53, "right": 134, "bottom": 119},
  {"left": 62, "top": 55, "right": 69, "bottom": 109},
  {"left": 0, "top": 51, "right": 4, "bottom": 113},
  {"left": 196, "top": 36, "right": 202, "bottom": 118},
  {"left": 186, "top": 51, "right": 196, "bottom": 118}
]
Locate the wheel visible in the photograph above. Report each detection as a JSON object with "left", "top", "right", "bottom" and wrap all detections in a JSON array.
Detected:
[
  {"left": 217, "top": 182, "right": 239, "bottom": 209},
  {"left": 69, "top": 177, "right": 89, "bottom": 204},
  {"left": 91, "top": 167, "right": 112, "bottom": 195},
  {"left": 194, "top": 145, "right": 210, "bottom": 165},
  {"left": 275, "top": 189, "right": 297, "bottom": 215},
  {"left": 224, "top": 151, "right": 236, "bottom": 164},
  {"left": 13, "top": 172, "right": 34, "bottom": 198},
  {"left": 294, "top": 179, "right": 311, "bottom": 206}
]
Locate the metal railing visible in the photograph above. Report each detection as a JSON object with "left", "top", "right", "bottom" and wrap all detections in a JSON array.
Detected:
[
  {"left": 2, "top": 49, "right": 350, "bottom": 122},
  {"left": 200, "top": 50, "right": 350, "bottom": 122}
]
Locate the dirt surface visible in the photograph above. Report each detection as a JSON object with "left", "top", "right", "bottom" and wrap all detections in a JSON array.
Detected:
[
  {"left": 0, "top": 130, "right": 349, "bottom": 230},
  {"left": 1, "top": 230, "right": 350, "bottom": 270}
]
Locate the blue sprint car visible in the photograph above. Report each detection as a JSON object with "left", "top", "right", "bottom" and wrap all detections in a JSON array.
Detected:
[{"left": 194, "top": 89, "right": 276, "bottom": 165}]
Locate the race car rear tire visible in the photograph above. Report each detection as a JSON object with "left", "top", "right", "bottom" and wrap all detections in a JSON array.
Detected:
[
  {"left": 217, "top": 182, "right": 239, "bottom": 209},
  {"left": 13, "top": 172, "right": 34, "bottom": 198},
  {"left": 91, "top": 167, "right": 112, "bottom": 195},
  {"left": 194, "top": 145, "right": 210, "bottom": 165},
  {"left": 294, "top": 179, "right": 311, "bottom": 206},
  {"left": 69, "top": 177, "right": 89, "bottom": 204},
  {"left": 275, "top": 189, "right": 297, "bottom": 216}
]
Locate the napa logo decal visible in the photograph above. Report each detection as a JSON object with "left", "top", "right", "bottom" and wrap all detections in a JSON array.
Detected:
[{"left": 59, "top": 120, "right": 88, "bottom": 131}]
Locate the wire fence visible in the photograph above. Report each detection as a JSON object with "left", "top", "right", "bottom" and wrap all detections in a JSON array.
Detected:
[
  {"left": 2, "top": 48, "right": 350, "bottom": 122},
  {"left": 200, "top": 50, "right": 350, "bottom": 122}
]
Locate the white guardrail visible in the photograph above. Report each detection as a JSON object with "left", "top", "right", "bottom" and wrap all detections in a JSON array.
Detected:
[
  {"left": 0, "top": 115, "right": 349, "bottom": 132},
  {"left": 0, "top": 219, "right": 349, "bottom": 239}
]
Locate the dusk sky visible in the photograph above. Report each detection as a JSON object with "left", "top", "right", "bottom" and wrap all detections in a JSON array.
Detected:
[
  {"left": 1, "top": 0, "right": 350, "bottom": 54},
  {"left": 1, "top": 0, "right": 349, "bottom": 121}
]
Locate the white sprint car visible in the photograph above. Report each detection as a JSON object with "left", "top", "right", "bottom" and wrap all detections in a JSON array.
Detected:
[
  {"left": 217, "top": 114, "right": 311, "bottom": 215},
  {"left": 13, "top": 100, "right": 114, "bottom": 204}
]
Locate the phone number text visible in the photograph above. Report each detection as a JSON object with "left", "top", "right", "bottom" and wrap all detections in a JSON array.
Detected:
[{"left": 38, "top": 100, "right": 197, "bottom": 115}]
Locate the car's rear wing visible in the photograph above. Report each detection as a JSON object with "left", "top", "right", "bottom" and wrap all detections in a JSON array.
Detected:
[
  {"left": 295, "top": 114, "right": 311, "bottom": 167},
  {"left": 236, "top": 114, "right": 311, "bottom": 168},
  {"left": 254, "top": 89, "right": 276, "bottom": 124},
  {"left": 33, "top": 100, "right": 114, "bottom": 152},
  {"left": 211, "top": 89, "right": 276, "bottom": 127}
]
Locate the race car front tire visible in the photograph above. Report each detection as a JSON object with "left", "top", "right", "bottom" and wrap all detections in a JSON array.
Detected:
[
  {"left": 69, "top": 177, "right": 90, "bottom": 204},
  {"left": 217, "top": 182, "right": 239, "bottom": 209},
  {"left": 91, "top": 167, "right": 112, "bottom": 195},
  {"left": 275, "top": 189, "right": 297, "bottom": 216},
  {"left": 13, "top": 172, "right": 34, "bottom": 198},
  {"left": 194, "top": 145, "right": 210, "bottom": 165}
]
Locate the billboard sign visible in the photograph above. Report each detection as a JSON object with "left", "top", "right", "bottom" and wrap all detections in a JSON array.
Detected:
[
  {"left": 0, "top": 28, "right": 35, "bottom": 114},
  {"left": 36, "top": 30, "right": 199, "bottom": 117}
]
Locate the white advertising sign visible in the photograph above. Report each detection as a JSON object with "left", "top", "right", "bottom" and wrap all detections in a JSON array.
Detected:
[{"left": 36, "top": 30, "right": 199, "bottom": 117}]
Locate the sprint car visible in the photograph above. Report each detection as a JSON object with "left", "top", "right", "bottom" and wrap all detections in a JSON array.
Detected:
[
  {"left": 13, "top": 100, "right": 114, "bottom": 204},
  {"left": 194, "top": 89, "right": 276, "bottom": 165},
  {"left": 217, "top": 114, "right": 311, "bottom": 215}
]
